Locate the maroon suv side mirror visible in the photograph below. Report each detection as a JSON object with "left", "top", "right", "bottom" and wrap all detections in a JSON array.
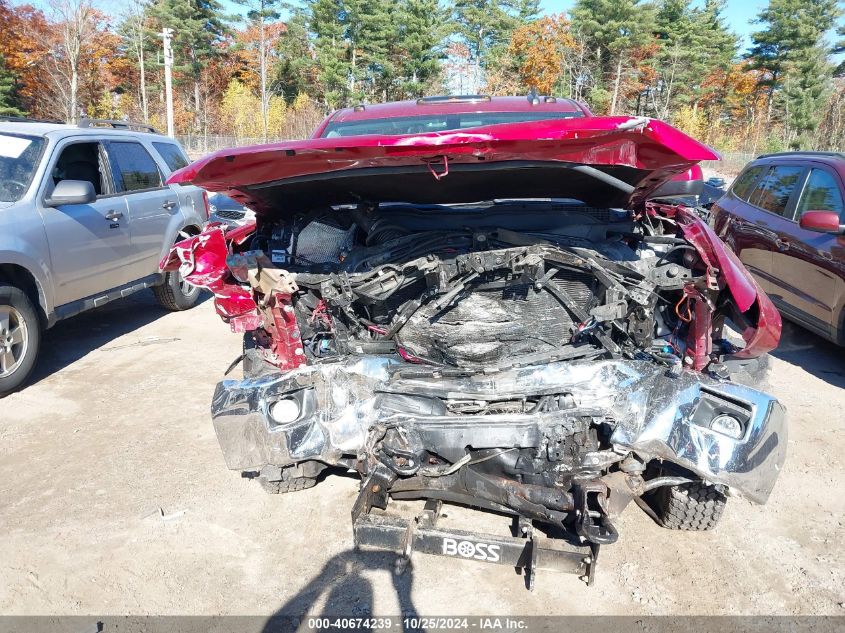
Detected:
[{"left": 799, "top": 210, "right": 845, "bottom": 234}]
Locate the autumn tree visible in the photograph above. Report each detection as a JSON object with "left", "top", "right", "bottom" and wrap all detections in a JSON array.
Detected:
[
  {"left": 118, "top": 0, "right": 151, "bottom": 123},
  {"left": 507, "top": 15, "right": 574, "bottom": 94},
  {"left": 452, "top": 0, "right": 540, "bottom": 92},
  {"left": 43, "top": 0, "right": 97, "bottom": 123},
  {"left": 233, "top": 0, "right": 284, "bottom": 141}
]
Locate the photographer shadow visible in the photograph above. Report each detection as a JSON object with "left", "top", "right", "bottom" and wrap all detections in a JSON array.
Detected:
[{"left": 263, "top": 549, "right": 418, "bottom": 633}]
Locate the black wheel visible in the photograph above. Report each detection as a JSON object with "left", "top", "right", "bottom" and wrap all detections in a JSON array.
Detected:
[
  {"left": 153, "top": 269, "right": 201, "bottom": 311},
  {"left": 653, "top": 481, "right": 727, "bottom": 531},
  {"left": 258, "top": 473, "right": 318, "bottom": 494},
  {"left": 256, "top": 463, "right": 323, "bottom": 494},
  {"left": 0, "top": 283, "right": 41, "bottom": 396}
]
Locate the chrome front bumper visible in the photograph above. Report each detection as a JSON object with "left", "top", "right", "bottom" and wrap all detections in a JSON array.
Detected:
[{"left": 211, "top": 358, "right": 786, "bottom": 504}]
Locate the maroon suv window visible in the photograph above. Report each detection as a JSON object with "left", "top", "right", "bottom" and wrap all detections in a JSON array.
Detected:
[
  {"left": 747, "top": 166, "right": 803, "bottom": 216},
  {"left": 797, "top": 168, "right": 844, "bottom": 220},
  {"left": 731, "top": 165, "right": 765, "bottom": 201}
]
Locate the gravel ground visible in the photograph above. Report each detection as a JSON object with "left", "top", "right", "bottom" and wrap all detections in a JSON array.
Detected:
[{"left": 0, "top": 292, "right": 843, "bottom": 617}]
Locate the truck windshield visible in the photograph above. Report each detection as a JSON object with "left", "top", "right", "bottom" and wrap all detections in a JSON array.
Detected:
[{"left": 0, "top": 133, "right": 46, "bottom": 202}]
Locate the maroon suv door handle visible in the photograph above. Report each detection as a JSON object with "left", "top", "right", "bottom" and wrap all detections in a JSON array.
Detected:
[{"left": 775, "top": 238, "right": 790, "bottom": 251}]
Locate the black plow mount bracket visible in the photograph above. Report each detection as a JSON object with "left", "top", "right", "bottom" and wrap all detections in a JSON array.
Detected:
[{"left": 351, "top": 468, "right": 600, "bottom": 590}]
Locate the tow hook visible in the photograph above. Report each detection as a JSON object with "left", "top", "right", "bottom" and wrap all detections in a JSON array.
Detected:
[{"left": 574, "top": 482, "right": 619, "bottom": 545}]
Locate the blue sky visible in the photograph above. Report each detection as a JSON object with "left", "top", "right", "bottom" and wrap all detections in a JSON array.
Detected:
[{"left": 539, "top": 0, "right": 766, "bottom": 51}]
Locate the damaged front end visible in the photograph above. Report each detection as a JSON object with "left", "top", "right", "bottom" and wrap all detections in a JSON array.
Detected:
[
  {"left": 212, "top": 355, "right": 785, "bottom": 507},
  {"left": 163, "top": 117, "right": 786, "bottom": 585}
]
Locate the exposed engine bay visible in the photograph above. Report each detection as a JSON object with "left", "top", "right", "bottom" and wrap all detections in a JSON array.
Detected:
[
  {"left": 161, "top": 117, "right": 787, "bottom": 586},
  {"left": 234, "top": 201, "right": 741, "bottom": 373}
]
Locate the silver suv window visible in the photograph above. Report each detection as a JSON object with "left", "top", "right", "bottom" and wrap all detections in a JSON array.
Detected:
[
  {"left": 0, "top": 133, "right": 46, "bottom": 202},
  {"left": 106, "top": 141, "right": 163, "bottom": 192},
  {"left": 152, "top": 142, "right": 189, "bottom": 172}
]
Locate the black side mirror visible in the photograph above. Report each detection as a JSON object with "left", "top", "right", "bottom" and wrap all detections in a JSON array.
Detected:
[{"left": 45, "top": 180, "right": 96, "bottom": 207}]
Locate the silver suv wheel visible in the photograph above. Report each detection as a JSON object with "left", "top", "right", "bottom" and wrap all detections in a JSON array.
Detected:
[
  {"left": 179, "top": 272, "right": 200, "bottom": 299},
  {"left": 0, "top": 305, "right": 28, "bottom": 378}
]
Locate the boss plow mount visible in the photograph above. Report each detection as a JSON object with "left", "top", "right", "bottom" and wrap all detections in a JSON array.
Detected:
[{"left": 351, "top": 466, "right": 601, "bottom": 590}]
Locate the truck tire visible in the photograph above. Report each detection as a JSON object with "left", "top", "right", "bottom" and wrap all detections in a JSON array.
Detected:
[
  {"left": 153, "top": 269, "right": 201, "bottom": 311},
  {"left": 654, "top": 481, "right": 727, "bottom": 531},
  {"left": 256, "top": 463, "right": 323, "bottom": 494},
  {"left": 258, "top": 473, "right": 318, "bottom": 494},
  {"left": 0, "top": 283, "right": 41, "bottom": 397}
]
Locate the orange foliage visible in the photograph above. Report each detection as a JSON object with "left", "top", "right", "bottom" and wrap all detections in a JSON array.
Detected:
[
  {"left": 620, "top": 42, "right": 660, "bottom": 102},
  {"left": 234, "top": 23, "right": 287, "bottom": 92},
  {"left": 507, "top": 14, "right": 574, "bottom": 94},
  {"left": 701, "top": 62, "right": 765, "bottom": 117},
  {"left": 79, "top": 15, "right": 131, "bottom": 111},
  {"left": 0, "top": 2, "right": 51, "bottom": 111}
]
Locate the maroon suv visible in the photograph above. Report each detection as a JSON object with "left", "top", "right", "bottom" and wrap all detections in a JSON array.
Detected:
[{"left": 711, "top": 151, "right": 845, "bottom": 345}]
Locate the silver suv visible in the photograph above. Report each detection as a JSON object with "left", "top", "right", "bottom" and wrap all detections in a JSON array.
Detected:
[{"left": 0, "top": 118, "right": 209, "bottom": 395}]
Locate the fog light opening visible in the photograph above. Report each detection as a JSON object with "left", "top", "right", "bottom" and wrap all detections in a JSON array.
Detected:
[
  {"left": 711, "top": 414, "right": 743, "bottom": 439},
  {"left": 270, "top": 398, "right": 301, "bottom": 424}
]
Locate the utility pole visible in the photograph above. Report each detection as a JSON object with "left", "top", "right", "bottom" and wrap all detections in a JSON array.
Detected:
[{"left": 160, "top": 27, "right": 175, "bottom": 138}]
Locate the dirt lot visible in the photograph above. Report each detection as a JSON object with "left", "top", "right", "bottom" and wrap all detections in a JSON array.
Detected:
[{"left": 1, "top": 291, "right": 843, "bottom": 617}]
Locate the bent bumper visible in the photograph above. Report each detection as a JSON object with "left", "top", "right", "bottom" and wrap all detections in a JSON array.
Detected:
[{"left": 211, "top": 358, "right": 786, "bottom": 504}]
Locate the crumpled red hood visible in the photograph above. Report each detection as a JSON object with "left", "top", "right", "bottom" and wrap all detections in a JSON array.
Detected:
[{"left": 168, "top": 116, "right": 719, "bottom": 214}]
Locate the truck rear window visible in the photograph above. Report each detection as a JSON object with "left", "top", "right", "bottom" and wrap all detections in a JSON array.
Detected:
[{"left": 321, "top": 111, "right": 585, "bottom": 138}]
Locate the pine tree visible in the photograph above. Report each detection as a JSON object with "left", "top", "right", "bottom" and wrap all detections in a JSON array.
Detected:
[
  {"left": 748, "top": 0, "right": 841, "bottom": 146},
  {"left": 306, "top": 0, "right": 445, "bottom": 106},
  {"left": 0, "top": 53, "right": 23, "bottom": 116},
  {"left": 148, "top": 0, "right": 228, "bottom": 130},
  {"left": 452, "top": 0, "right": 539, "bottom": 92},
  {"left": 307, "top": 0, "right": 350, "bottom": 107},
  {"left": 348, "top": 0, "right": 395, "bottom": 101},
  {"left": 783, "top": 43, "right": 833, "bottom": 147},
  {"left": 570, "top": 0, "right": 657, "bottom": 114},
  {"left": 833, "top": 24, "right": 845, "bottom": 76},
  {"left": 397, "top": 0, "right": 447, "bottom": 97},
  {"left": 274, "top": 7, "right": 318, "bottom": 102},
  {"left": 649, "top": 0, "right": 737, "bottom": 118}
]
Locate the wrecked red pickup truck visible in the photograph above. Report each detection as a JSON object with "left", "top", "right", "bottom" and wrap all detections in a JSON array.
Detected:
[{"left": 162, "top": 115, "right": 785, "bottom": 586}]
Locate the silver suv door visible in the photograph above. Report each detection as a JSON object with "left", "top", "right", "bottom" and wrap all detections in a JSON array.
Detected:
[
  {"left": 37, "top": 139, "right": 134, "bottom": 307},
  {"left": 103, "top": 140, "right": 176, "bottom": 278}
]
